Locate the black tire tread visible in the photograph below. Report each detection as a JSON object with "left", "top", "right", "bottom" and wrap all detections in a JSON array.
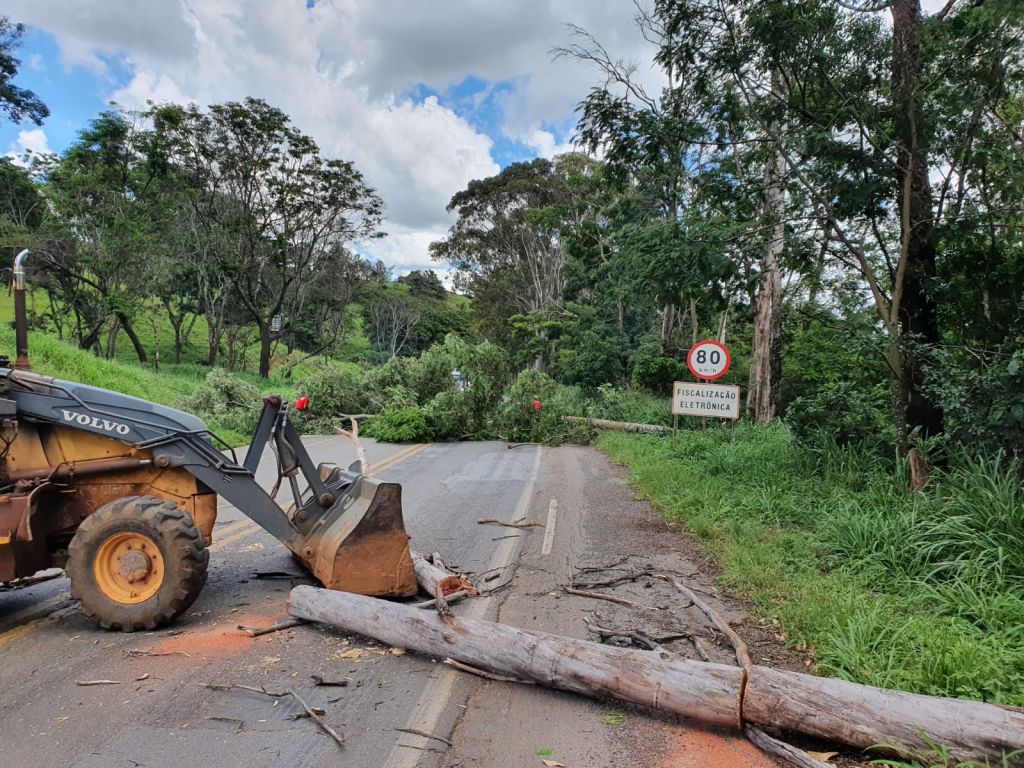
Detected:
[{"left": 67, "top": 495, "right": 209, "bottom": 632}]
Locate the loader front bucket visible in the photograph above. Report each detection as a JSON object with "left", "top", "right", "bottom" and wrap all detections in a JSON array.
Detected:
[{"left": 297, "top": 474, "right": 417, "bottom": 598}]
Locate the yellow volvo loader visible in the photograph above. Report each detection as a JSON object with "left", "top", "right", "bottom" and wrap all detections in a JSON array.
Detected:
[{"left": 0, "top": 250, "right": 417, "bottom": 630}]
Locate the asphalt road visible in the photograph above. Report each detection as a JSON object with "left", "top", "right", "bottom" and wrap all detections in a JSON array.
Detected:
[
  {"left": 0, "top": 437, "right": 778, "bottom": 768},
  {"left": 0, "top": 437, "right": 546, "bottom": 768}
]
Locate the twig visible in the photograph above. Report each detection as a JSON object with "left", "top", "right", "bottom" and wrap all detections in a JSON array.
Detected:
[
  {"left": 200, "top": 682, "right": 344, "bottom": 748},
  {"left": 584, "top": 617, "right": 690, "bottom": 652},
  {"left": 563, "top": 586, "right": 659, "bottom": 610},
  {"left": 434, "top": 583, "right": 452, "bottom": 619},
  {"left": 476, "top": 518, "right": 544, "bottom": 529},
  {"left": 124, "top": 648, "right": 191, "bottom": 658},
  {"left": 691, "top": 636, "right": 712, "bottom": 662},
  {"left": 395, "top": 727, "right": 453, "bottom": 747},
  {"left": 444, "top": 658, "right": 535, "bottom": 685},
  {"left": 660, "top": 576, "right": 751, "bottom": 672},
  {"left": 75, "top": 679, "right": 121, "bottom": 686},
  {"left": 207, "top": 716, "right": 244, "bottom": 733},
  {"left": 744, "top": 725, "right": 832, "bottom": 768},
  {"left": 237, "top": 617, "right": 307, "bottom": 637},
  {"left": 413, "top": 590, "right": 470, "bottom": 609},
  {"left": 289, "top": 688, "right": 346, "bottom": 748},
  {"left": 573, "top": 570, "right": 661, "bottom": 590}
]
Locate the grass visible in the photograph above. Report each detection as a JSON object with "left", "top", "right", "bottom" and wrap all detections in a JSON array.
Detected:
[
  {"left": 598, "top": 424, "right": 1024, "bottom": 707},
  {"left": 0, "top": 323, "right": 298, "bottom": 444}
]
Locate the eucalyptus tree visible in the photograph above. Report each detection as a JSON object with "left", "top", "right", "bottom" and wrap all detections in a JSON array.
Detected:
[
  {"left": 40, "top": 111, "right": 169, "bottom": 361},
  {"left": 431, "top": 158, "right": 572, "bottom": 346}
]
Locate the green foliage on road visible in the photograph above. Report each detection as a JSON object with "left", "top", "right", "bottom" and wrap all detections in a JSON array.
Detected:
[{"left": 600, "top": 426, "right": 1024, "bottom": 707}]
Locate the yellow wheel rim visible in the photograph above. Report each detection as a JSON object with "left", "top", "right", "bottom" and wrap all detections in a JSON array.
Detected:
[{"left": 93, "top": 532, "right": 164, "bottom": 604}]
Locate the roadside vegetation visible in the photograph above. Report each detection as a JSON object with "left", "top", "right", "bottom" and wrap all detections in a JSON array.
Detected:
[
  {"left": 1, "top": 1, "right": 1023, "bottom": 741},
  {"left": 600, "top": 426, "right": 1024, "bottom": 707}
]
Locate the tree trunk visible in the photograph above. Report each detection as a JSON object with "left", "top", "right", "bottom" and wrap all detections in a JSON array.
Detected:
[
  {"left": 105, "top": 317, "right": 120, "bottom": 360},
  {"left": 289, "top": 587, "right": 1024, "bottom": 764},
  {"left": 116, "top": 311, "right": 148, "bottom": 364},
  {"left": 891, "top": 0, "right": 943, "bottom": 444},
  {"left": 258, "top": 322, "right": 272, "bottom": 379},
  {"left": 659, "top": 303, "right": 675, "bottom": 354},
  {"left": 747, "top": 93, "right": 786, "bottom": 424},
  {"left": 561, "top": 416, "right": 671, "bottom": 434}
]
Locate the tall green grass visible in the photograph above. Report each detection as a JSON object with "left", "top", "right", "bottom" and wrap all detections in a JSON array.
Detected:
[{"left": 599, "top": 424, "right": 1024, "bottom": 707}]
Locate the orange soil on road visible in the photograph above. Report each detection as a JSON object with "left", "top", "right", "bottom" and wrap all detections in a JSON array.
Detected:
[{"left": 660, "top": 728, "right": 778, "bottom": 768}]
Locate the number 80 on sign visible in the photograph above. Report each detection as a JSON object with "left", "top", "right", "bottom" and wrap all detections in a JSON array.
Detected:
[{"left": 686, "top": 340, "right": 731, "bottom": 381}]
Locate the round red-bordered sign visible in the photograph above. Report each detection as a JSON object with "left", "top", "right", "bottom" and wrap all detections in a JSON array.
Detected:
[{"left": 687, "top": 340, "right": 731, "bottom": 381}]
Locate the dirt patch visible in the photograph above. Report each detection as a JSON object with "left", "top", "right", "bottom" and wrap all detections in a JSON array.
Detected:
[
  {"left": 151, "top": 612, "right": 286, "bottom": 657},
  {"left": 661, "top": 728, "right": 778, "bottom": 768}
]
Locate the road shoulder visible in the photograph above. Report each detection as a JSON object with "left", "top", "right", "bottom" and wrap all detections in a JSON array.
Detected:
[{"left": 442, "top": 444, "right": 800, "bottom": 768}]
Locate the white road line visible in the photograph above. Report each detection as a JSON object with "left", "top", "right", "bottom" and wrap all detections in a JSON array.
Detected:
[
  {"left": 380, "top": 444, "right": 544, "bottom": 768},
  {"left": 541, "top": 498, "right": 558, "bottom": 556}
]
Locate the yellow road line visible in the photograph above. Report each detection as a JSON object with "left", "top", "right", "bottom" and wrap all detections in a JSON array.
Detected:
[
  {"left": 0, "top": 595, "right": 73, "bottom": 645},
  {"left": 370, "top": 443, "right": 427, "bottom": 475}
]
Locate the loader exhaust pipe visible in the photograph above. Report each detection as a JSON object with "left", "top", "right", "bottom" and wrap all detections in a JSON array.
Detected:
[{"left": 12, "top": 249, "right": 30, "bottom": 370}]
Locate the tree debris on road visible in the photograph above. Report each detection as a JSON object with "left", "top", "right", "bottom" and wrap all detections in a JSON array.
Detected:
[{"left": 288, "top": 585, "right": 1024, "bottom": 764}]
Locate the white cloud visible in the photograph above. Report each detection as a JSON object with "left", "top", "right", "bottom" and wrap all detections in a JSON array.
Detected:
[
  {"left": 6, "top": 128, "right": 52, "bottom": 165},
  {"left": 4, "top": 0, "right": 655, "bottom": 270}
]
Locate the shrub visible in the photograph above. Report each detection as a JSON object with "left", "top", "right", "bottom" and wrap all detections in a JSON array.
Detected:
[
  {"left": 177, "top": 368, "right": 262, "bottom": 435},
  {"left": 423, "top": 389, "right": 474, "bottom": 441},
  {"left": 498, "top": 369, "right": 592, "bottom": 443},
  {"left": 785, "top": 381, "right": 894, "bottom": 450},
  {"left": 631, "top": 354, "right": 684, "bottom": 394},
  {"left": 362, "top": 406, "right": 431, "bottom": 442},
  {"left": 299, "top": 363, "right": 370, "bottom": 430}
]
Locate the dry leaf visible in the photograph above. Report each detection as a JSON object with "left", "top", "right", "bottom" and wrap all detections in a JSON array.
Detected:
[
  {"left": 336, "top": 648, "right": 364, "bottom": 660},
  {"left": 808, "top": 752, "right": 838, "bottom": 762},
  {"left": 541, "top": 761, "right": 565, "bottom": 767},
  {"left": 389, "top": 647, "right": 406, "bottom": 656}
]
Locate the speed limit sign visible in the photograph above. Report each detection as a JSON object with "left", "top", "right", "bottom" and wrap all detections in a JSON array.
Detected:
[{"left": 687, "top": 340, "right": 731, "bottom": 381}]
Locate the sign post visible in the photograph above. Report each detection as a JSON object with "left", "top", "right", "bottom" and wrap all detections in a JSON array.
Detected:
[{"left": 672, "top": 340, "right": 739, "bottom": 441}]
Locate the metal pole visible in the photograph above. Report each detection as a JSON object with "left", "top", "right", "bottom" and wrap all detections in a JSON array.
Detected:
[{"left": 12, "top": 249, "right": 31, "bottom": 370}]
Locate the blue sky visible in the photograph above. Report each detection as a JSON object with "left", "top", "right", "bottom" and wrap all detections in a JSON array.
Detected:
[{"left": 0, "top": 1, "right": 657, "bottom": 270}]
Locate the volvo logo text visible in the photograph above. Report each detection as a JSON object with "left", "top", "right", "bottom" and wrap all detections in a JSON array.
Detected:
[{"left": 60, "top": 410, "right": 130, "bottom": 435}]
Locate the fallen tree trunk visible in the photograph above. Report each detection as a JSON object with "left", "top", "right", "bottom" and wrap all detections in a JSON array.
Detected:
[
  {"left": 561, "top": 416, "right": 670, "bottom": 434},
  {"left": 411, "top": 552, "right": 477, "bottom": 598},
  {"left": 289, "top": 586, "right": 1024, "bottom": 764}
]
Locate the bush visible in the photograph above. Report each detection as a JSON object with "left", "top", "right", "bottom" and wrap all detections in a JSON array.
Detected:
[
  {"left": 785, "top": 381, "right": 894, "bottom": 450},
  {"left": 362, "top": 406, "right": 432, "bottom": 443},
  {"left": 299, "top": 363, "right": 370, "bottom": 430},
  {"left": 177, "top": 368, "right": 263, "bottom": 435},
  {"left": 423, "top": 389, "right": 474, "bottom": 441},
  {"left": 405, "top": 343, "right": 456, "bottom": 403},
  {"left": 631, "top": 354, "right": 684, "bottom": 394},
  {"left": 497, "top": 369, "right": 592, "bottom": 443}
]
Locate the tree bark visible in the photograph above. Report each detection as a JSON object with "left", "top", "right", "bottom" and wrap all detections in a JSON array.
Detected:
[
  {"left": 561, "top": 416, "right": 671, "bottom": 434},
  {"left": 747, "top": 88, "right": 785, "bottom": 424},
  {"left": 288, "top": 586, "right": 1024, "bottom": 765},
  {"left": 258, "top": 322, "right": 272, "bottom": 379},
  {"left": 891, "top": 0, "right": 943, "bottom": 443},
  {"left": 116, "top": 311, "right": 148, "bottom": 364}
]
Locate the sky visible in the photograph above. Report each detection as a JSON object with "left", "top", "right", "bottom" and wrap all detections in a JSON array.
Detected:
[
  {"left": 0, "top": 0, "right": 663, "bottom": 274},
  {"left": 1, "top": 0, "right": 950, "bottom": 275}
]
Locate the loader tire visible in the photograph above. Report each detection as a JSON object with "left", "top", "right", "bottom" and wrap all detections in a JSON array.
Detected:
[{"left": 67, "top": 495, "right": 209, "bottom": 632}]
